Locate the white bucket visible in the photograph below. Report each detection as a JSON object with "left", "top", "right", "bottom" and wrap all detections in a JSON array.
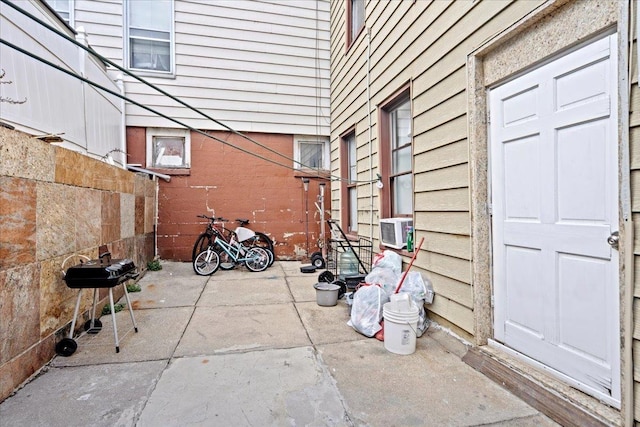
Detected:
[{"left": 383, "top": 301, "right": 419, "bottom": 355}]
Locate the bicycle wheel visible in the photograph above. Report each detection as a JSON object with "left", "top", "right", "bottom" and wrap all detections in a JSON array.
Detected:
[
  {"left": 218, "top": 247, "right": 236, "bottom": 270},
  {"left": 262, "top": 248, "right": 274, "bottom": 268},
  {"left": 252, "top": 232, "right": 275, "bottom": 266},
  {"left": 192, "top": 233, "right": 212, "bottom": 262},
  {"left": 244, "top": 247, "right": 269, "bottom": 272},
  {"left": 193, "top": 248, "right": 220, "bottom": 276}
]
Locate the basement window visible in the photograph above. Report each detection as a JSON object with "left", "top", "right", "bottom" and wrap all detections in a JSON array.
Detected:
[
  {"left": 146, "top": 128, "right": 190, "bottom": 170},
  {"left": 294, "top": 135, "right": 329, "bottom": 170}
]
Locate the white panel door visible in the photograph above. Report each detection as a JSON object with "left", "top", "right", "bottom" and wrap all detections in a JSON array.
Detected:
[{"left": 490, "top": 35, "right": 620, "bottom": 406}]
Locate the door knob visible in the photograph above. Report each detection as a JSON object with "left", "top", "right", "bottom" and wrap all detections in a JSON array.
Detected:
[{"left": 607, "top": 231, "right": 619, "bottom": 249}]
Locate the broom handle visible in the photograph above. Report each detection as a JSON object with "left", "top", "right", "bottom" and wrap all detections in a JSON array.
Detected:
[{"left": 394, "top": 237, "right": 424, "bottom": 294}]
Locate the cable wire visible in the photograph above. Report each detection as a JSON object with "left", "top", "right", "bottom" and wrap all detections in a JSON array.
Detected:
[{"left": 1, "top": 0, "right": 378, "bottom": 184}]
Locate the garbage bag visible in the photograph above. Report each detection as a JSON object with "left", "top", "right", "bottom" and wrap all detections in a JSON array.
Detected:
[
  {"left": 415, "top": 305, "right": 430, "bottom": 338},
  {"left": 347, "top": 284, "right": 389, "bottom": 337},
  {"left": 394, "top": 272, "right": 434, "bottom": 338},
  {"left": 397, "top": 271, "right": 434, "bottom": 304},
  {"left": 364, "top": 267, "right": 400, "bottom": 296},
  {"left": 371, "top": 250, "right": 402, "bottom": 274}
]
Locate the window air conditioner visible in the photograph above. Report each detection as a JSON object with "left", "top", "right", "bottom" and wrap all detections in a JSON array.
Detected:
[{"left": 379, "top": 218, "right": 413, "bottom": 249}]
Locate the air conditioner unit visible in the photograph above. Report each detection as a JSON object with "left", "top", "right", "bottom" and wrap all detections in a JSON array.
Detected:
[{"left": 379, "top": 218, "right": 413, "bottom": 249}]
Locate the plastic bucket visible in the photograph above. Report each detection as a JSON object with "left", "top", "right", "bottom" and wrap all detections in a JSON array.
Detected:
[
  {"left": 383, "top": 301, "right": 419, "bottom": 355},
  {"left": 314, "top": 282, "right": 340, "bottom": 307}
]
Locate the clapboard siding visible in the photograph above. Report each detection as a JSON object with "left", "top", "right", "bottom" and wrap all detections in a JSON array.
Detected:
[
  {"left": 631, "top": 26, "right": 640, "bottom": 421},
  {"left": 74, "top": 0, "right": 123, "bottom": 63},
  {"left": 74, "top": 0, "right": 330, "bottom": 135},
  {"left": 413, "top": 115, "right": 468, "bottom": 154},
  {"left": 415, "top": 164, "right": 469, "bottom": 191},
  {"left": 329, "top": 0, "right": 553, "bottom": 337},
  {"left": 414, "top": 139, "right": 469, "bottom": 175},
  {"left": 429, "top": 272, "right": 473, "bottom": 310}
]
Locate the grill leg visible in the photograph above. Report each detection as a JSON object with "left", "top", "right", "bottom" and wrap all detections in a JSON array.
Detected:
[
  {"left": 121, "top": 282, "right": 138, "bottom": 333},
  {"left": 69, "top": 291, "right": 83, "bottom": 339},
  {"left": 89, "top": 288, "right": 98, "bottom": 327},
  {"left": 108, "top": 288, "right": 119, "bottom": 353}
]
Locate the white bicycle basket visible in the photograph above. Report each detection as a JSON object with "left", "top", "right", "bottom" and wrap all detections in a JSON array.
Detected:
[{"left": 235, "top": 226, "right": 256, "bottom": 242}]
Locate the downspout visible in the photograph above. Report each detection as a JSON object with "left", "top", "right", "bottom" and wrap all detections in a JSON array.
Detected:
[
  {"left": 367, "top": 27, "right": 374, "bottom": 240},
  {"left": 116, "top": 73, "right": 127, "bottom": 169},
  {"left": 76, "top": 26, "right": 89, "bottom": 154},
  {"left": 623, "top": 1, "right": 634, "bottom": 425}
]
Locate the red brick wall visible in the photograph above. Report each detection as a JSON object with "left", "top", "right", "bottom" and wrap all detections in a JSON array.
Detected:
[{"left": 127, "top": 128, "right": 328, "bottom": 262}]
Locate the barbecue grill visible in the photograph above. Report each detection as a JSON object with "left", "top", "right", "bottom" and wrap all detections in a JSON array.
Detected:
[{"left": 56, "top": 249, "right": 139, "bottom": 356}]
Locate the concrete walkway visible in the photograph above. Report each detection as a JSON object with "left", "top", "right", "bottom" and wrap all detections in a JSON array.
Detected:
[{"left": 0, "top": 261, "right": 558, "bottom": 426}]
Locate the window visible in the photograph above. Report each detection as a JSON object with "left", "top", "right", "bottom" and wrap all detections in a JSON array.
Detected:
[
  {"left": 126, "top": 0, "right": 173, "bottom": 73},
  {"left": 146, "top": 128, "right": 190, "bottom": 169},
  {"left": 45, "top": 0, "right": 73, "bottom": 26},
  {"left": 294, "top": 136, "right": 330, "bottom": 170},
  {"left": 346, "top": 0, "right": 364, "bottom": 48},
  {"left": 380, "top": 90, "right": 412, "bottom": 218},
  {"left": 341, "top": 131, "right": 358, "bottom": 233}
]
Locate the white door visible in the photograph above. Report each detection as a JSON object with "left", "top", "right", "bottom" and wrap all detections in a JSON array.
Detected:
[{"left": 490, "top": 35, "right": 620, "bottom": 406}]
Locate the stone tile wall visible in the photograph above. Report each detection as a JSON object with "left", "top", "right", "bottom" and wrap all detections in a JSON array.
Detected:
[{"left": 0, "top": 127, "right": 157, "bottom": 401}]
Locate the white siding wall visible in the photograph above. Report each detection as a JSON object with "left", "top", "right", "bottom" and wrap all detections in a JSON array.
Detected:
[
  {"left": 74, "top": 0, "right": 331, "bottom": 136},
  {"left": 0, "top": 0, "right": 123, "bottom": 162}
]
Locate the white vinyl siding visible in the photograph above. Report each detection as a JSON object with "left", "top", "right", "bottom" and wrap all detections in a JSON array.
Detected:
[{"left": 73, "top": 0, "right": 330, "bottom": 136}]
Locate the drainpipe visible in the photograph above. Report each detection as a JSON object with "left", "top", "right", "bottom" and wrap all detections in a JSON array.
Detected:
[
  {"left": 76, "top": 26, "right": 89, "bottom": 154},
  {"left": 155, "top": 180, "right": 159, "bottom": 259},
  {"left": 367, "top": 27, "right": 374, "bottom": 240},
  {"left": 623, "top": 2, "right": 634, "bottom": 425},
  {"left": 116, "top": 73, "right": 127, "bottom": 169}
]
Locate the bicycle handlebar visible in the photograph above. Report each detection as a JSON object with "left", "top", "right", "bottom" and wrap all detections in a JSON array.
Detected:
[{"left": 197, "top": 214, "right": 228, "bottom": 222}]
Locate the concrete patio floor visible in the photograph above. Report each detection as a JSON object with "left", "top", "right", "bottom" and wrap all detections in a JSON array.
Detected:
[{"left": 0, "top": 261, "right": 558, "bottom": 426}]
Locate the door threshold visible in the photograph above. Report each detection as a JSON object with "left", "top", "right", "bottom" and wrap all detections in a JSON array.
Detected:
[{"left": 462, "top": 344, "right": 621, "bottom": 427}]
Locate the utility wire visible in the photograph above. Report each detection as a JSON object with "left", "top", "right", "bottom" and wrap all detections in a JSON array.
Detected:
[
  {"left": 0, "top": 37, "right": 304, "bottom": 173},
  {"left": 0, "top": 0, "right": 295, "bottom": 165},
  {"left": 1, "top": 0, "right": 378, "bottom": 184}
]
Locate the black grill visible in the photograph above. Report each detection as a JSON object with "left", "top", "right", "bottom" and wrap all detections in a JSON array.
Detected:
[
  {"left": 56, "top": 249, "right": 140, "bottom": 357},
  {"left": 63, "top": 259, "right": 137, "bottom": 288}
]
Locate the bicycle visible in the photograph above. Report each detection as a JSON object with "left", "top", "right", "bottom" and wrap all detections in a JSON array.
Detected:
[
  {"left": 193, "top": 225, "right": 271, "bottom": 275},
  {"left": 192, "top": 215, "right": 275, "bottom": 267},
  {"left": 234, "top": 218, "right": 275, "bottom": 266}
]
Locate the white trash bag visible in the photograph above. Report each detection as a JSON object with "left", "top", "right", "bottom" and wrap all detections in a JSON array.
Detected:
[
  {"left": 347, "top": 284, "right": 389, "bottom": 337},
  {"left": 364, "top": 267, "right": 400, "bottom": 296},
  {"left": 394, "top": 272, "right": 435, "bottom": 337},
  {"left": 371, "top": 250, "right": 402, "bottom": 274},
  {"left": 396, "top": 271, "right": 434, "bottom": 304}
]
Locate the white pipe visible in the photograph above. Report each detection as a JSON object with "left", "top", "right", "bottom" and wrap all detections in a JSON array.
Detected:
[
  {"left": 116, "top": 73, "right": 127, "bottom": 169},
  {"left": 126, "top": 165, "right": 171, "bottom": 182},
  {"left": 622, "top": 2, "right": 634, "bottom": 424},
  {"left": 367, "top": 27, "right": 374, "bottom": 241}
]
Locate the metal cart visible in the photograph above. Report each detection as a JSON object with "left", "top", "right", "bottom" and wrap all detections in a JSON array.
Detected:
[{"left": 318, "top": 219, "right": 372, "bottom": 295}]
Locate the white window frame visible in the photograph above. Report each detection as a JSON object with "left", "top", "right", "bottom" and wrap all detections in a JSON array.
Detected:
[
  {"left": 294, "top": 135, "right": 330, "bottom": 170},
  {"left": 124, "top": 0, "right": 175, "bottom": 76},
  {"left": 46, "top": 0, "right": 74, "bottom": 27},
  {"left": 146, "top": 128, "right": 190, "bottom": 169}
]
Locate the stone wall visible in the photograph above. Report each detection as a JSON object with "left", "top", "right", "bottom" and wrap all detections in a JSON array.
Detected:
[{"left": 0, "top": 127, "right": 157, "bottom": 401}]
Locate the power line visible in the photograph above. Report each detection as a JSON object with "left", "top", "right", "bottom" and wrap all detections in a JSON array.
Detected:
[
  {"left": 0, "top": 37, "right": 309, "bottom": 173},
  {"left": 0, "top": 0, "right": 378, "bottom": 184}
]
